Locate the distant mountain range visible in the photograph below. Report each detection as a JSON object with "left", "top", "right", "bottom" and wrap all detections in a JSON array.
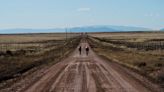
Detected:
[
  {"left": 70, "top": 26, "right": 117, "bottom": 32},
  {"left": 161, "top": 28, "right": 164, "bottom": 31},
  {"left": 0, "top": 25, "right": 154, "bottom": 34},
  {"left": 70, "top": 25, "right": 152, "bottom": 32}
]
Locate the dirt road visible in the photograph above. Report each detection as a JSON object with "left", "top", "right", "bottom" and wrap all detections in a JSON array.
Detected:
[{"left": 3, "top": 40, "right": 162, "bottom": 92}]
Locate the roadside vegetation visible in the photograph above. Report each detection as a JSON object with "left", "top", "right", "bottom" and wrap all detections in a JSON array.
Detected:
[
  {"left": 88, "top": 32, "right": 164, "bottom": 86},
  {"left": 0, "top": 33, "right": 80, "bottom": 88}
]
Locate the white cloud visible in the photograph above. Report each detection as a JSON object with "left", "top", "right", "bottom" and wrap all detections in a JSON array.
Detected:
[
  {"left": 77, "top": 8, "right": 91, "bottom": 12},
  {"left": 144, "top": 13, "right": 160, "bottom": 17}
]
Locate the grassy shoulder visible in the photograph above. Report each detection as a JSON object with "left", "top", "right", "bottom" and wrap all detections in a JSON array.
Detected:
[
  {"left": 0, "top": 37, "right": 81, "bottom": 84},
  {"left": 88, "top": 37, "right": 164, "bottom": 85}
]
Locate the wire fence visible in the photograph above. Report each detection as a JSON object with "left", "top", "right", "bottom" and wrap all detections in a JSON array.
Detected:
[
  {"left": 0, "top": 40, "right": 66, "bottom": 56},
  {"left": 96, "top": 37, "right": 164, "bottom": 51},
  {"left": 107, "top": 40, "right": 164, "bottom": 51}
]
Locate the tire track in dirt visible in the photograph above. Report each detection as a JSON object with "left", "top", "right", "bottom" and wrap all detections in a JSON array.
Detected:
[
  {"left": 52, "top": 60, "right": 89, "bottom": 92},
  {"left": 52, "top": 62, "right": 77, "bottom": 92},
  {"left": 87, "top": 61, "right": 124, "bottom": 92},
  {"left": 23, "top": 63, "right": 68, "bottom": 92}
]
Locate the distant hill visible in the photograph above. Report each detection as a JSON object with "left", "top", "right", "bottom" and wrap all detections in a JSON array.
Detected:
[
  {"left": 160, "top": 28, "right": 164, "bottom": 31},
  {"left": 69, "top": 25, "right": 152, "bottom": 32},
  {"left": 70, "top": 26, "right": 117, "bottom": 32},
  {"left": 0, "top": 25, "right": 152, "bottom": 34},
  {"left": 102, "top": 25, "right": 151, "bottom": 31}
]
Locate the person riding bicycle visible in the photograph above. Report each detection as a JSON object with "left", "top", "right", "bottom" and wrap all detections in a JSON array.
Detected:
[
  {"left": 85, "top": 46, "right": 89, "bottom": 56},
  {"left": 78, "top": 46, "right": 82, "bottom": 55}
]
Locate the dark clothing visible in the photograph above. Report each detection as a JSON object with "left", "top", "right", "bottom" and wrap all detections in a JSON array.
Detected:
[
  {"left": 86, "top": 47, "right": 89, "bottom": 52},
  {"left": 79, "top": 46, "right": 82, "bottom": 55},
  {"left": 86, "top": 47, "right": 89, "bottom": 55}
]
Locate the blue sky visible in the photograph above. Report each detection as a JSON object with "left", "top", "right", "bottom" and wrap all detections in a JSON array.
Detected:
[{"left": 0, "top": 0, "right": 163, "bottom": 29}]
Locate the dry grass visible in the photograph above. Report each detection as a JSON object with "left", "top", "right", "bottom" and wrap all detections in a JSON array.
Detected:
[
  {"left": 0, "top": 33, "right": 80, "bottom": 84},
  {"left": 0, "top": 33, "right": 76, "bottom": 43},
  {"left": 0, "top": 33, "right": 78, "bottom": 53},
  {"left": 89, "top": 32, "right": 164, "bottom": 43},
  {"left": 88, "top": 32, "right": 164, "bottom": 84}
]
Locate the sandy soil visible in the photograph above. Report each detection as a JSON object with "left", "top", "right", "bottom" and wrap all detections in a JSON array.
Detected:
[{"left": 1, "top": 39, "right": 163, "bottom": 92}]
